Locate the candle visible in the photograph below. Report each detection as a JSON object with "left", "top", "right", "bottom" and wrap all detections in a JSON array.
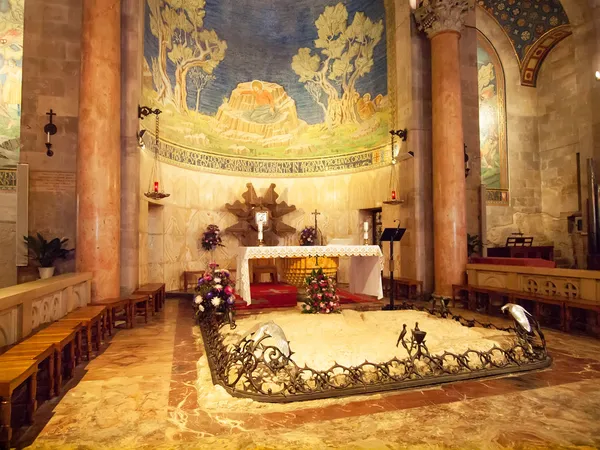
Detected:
[
  {"left": 153, "top": 181, "right": 159, "bottom": 193},
  {"left": 46, "top": 132, "right": 50, "bottom": 143},
  {"left": 258, "top": 222, "right": 263, "bottom": 241},
  {"left": 391, "top": 190, "right": 396, "bottom": 200}
]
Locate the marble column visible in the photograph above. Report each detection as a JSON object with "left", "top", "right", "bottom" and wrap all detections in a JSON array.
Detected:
[
  {"left": 77, "top": 0, "right": 121, "bottom": 300},
  {"left": 414, "top": 0, "right": 472, "bottom": 297},
  {"left": 120, "top": 0, "right": 143, "bottom": 295}
]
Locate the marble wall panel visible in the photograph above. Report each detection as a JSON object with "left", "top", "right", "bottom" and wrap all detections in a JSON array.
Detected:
[{"left": 0, "top": 191, "right": 17, "bottom": 288}]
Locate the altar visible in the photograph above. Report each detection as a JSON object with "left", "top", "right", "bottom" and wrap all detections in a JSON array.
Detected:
[{"left": 236, "top": 245, "right": 384, "bottom": 304}]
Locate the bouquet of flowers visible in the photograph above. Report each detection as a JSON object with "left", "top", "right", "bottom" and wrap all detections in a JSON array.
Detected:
[
  {"left": 299, "top": 226, "right": 317, "bottom": 246},
  {"left": 302, "top": 267, "right": 340, "bottom": 314},
  {"left": 194, "top": 263, "right": 236, "bottom": 316},
  {"left": 201, "top": 224, "right": 223, "bottom": 252}
]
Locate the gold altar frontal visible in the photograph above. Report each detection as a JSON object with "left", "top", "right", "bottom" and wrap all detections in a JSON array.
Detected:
[{"left": 281, "top": 256, "right": 339, "bottom": 287}]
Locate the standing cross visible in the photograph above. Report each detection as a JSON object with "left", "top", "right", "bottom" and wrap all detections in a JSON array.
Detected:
[
  {"left": 312, "top": 209, "right": 321, "bottom": 261},
  {"left": 312, "top": 209, "right": 320, "bottom": 231}
]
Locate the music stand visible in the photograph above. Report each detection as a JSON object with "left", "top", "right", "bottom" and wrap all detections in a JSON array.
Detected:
[{"left": 380, "top": 227, "right": 406, "bottom": 310}]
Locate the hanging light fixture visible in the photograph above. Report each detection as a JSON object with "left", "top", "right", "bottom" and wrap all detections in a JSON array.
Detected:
[
  {"left": 139, "top": 105, "right": 170, "bottom": 200},
  {"left": 384, "top": 129, "right": 409, "bottom": 205}
]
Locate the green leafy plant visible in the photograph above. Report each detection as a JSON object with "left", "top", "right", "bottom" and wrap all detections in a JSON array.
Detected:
[
  {"left": 467, "top": 234, "right": 482, "bottom": 257},
  {"left": 24, "top": 233, "right": 72, "bottom": 268}
]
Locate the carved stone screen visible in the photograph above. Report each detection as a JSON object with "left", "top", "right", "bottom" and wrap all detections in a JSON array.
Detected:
[{"left": 142, "top": 0, "right": 396, "bottom": 176}]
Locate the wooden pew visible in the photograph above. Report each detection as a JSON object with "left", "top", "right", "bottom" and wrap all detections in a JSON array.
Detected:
[
  {"left": 383, "top": 277, "right": 424, "bottom": 300},
  {"left": 133, "top": 283, "right": 166, "bottom": 313},
  {"left": 91, "top": 297, "right": 133, "bottom": 334},
  {"left": 59, "top": 306, "right": 107, "bottom": 361},
  {"left": 564, "top": 299, "right": 600, "bottom": 335},
  {"left": 0, "top": 360, "right": 38, "bottom": 450},
  {"left": 452, "top": 284, "right": 567, "bottom": 330}
]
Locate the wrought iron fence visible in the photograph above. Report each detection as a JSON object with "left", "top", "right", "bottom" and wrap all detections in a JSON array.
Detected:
[{"left": 197, "top": 302, "right": 551, "bottom": 403}]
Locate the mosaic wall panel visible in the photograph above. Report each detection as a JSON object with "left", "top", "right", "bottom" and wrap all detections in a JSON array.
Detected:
[
  {"left": 477, "top": 32, "right": 508, "bottom": 204},
  {"left": 142, "top": 0, "right": 396, "bottom": 176},
  {"left": 0, "top": 0, "right": 23, "bottom": 168},
  {"left": 477, "top": 0, "right": 571, "bottom": 87}
]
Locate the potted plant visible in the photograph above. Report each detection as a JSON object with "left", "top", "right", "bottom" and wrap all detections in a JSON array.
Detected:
[{"left": 24, "top": 233, "right": 73, "bottom": 279}]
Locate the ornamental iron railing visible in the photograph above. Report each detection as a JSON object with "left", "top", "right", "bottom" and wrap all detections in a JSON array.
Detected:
[{"left": 197, "top": 302, "right": 551, "bottom": 403}]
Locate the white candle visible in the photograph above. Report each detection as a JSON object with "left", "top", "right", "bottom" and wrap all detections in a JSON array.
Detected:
[
  {"left": 363, "top": 221, "right": 369, "bottom": 232},
  {"left": 46, "top": 131, "right": 50, "bottom": 143},
  {"left": 363, "top": 221, "right": 369, "bottom": 241},
  {"left": 258, "top": 222, "right": 263, "bottom": 241}
]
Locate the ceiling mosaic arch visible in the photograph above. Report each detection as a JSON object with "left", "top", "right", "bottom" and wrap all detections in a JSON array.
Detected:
[
  {"left": 477, "top": 0, "right": 571, "bottom": 87},
  {"left": 142, "top": 0, "right": 396, "bottom": 177}
]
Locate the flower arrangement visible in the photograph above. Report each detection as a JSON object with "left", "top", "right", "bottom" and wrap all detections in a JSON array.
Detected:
[
  {"left": 201, "top": 224, "right": 223, "bottom": 252},
  {"left": 194, "top": 262, "right": 236, "bottom": 313},
  {"left": 302, "top": 267, "right": 340, "bottom": 314},
  {"left": 299, "top": 226, "right": 317, "bottom": 246}
]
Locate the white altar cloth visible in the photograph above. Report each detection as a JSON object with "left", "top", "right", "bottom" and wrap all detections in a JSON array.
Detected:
[{"left": 236, "top": 245, "right": 384, "bottom": 304}]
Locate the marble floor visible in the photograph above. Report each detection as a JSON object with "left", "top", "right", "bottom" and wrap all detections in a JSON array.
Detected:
[{"left": 17, "top": 298, "right": 600, "bottom": 449}]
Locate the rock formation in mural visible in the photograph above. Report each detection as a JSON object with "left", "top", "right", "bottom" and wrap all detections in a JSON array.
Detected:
[
  {"left": 142, "top": 0, "right": 391, "bottom": 174},
  {"left": 215, "top": 81, "right": 306, "bottom": 148}
]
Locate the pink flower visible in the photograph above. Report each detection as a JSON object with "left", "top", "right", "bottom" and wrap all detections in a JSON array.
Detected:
[{"left": 224, "top": 285, "right": 233, "bottom": 295}]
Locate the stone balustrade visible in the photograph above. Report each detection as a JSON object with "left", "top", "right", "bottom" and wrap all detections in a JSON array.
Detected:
[
  {"left": 0, "top": 272, "right": 92, "bottom": 348},
  {"left": 466, "top": 264, "right": 600, "bottom": 304}
]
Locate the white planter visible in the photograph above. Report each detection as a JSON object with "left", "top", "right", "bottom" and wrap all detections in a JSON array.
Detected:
[{"left": 38, "top": 267, "right": 55, "bottom": 279}]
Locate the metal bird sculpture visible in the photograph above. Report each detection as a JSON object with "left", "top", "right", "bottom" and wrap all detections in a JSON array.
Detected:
[
  {"left": 243, "top": 320, "right": 291, "bottom": 358},
  {"left": 396, "top": 324, "right": 407, "bottom": 347},
  {"left": 501, "top": 303, "right": 532, "bottom": 333}
]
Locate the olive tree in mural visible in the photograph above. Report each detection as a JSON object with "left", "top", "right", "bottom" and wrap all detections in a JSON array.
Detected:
[
  {"left": 291, "top": 3, "right": 384, "bottom": 129},
  {"left": 147, "top": 0, "right": 226, "bottom": 112}
]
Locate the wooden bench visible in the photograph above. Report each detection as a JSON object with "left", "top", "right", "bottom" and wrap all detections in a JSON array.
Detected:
[
  {"left": 564, "top": 299, "right": 600, "bottom": 334},
  {"left": 0, "top": 360, "right": 38, "bottom": 450},
  {"left": 91, "top": 297, "right": 133, "bottom": 334},
  {"left": 452, "top": 284, "right": 567, "bottom": 330},
  {"left": 0, "top": 342, "right": 56, "bottom": 399},
  {"left": 383, "top": 277, "right": 424, "bottom": 300},
  {"left": 129, "top": 294, "right": 151, "bottom": 325},
  {"left": 23, "top": 325, "right": 81, "bottom": 395},
  {"left": 59, "top": 306, "right": 107, "bottom": 361},
  {"left": 133, "top": 283, "right": 166, "bottom": 313}
]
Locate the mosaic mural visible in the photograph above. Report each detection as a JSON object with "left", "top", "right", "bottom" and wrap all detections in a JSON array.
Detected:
[
  {"left": 142, "top": 0, "right": 395, "bottom": 176},
  {"left": 478, "top": 0, "right": 571, "bottom": 87},
  {"left": 477, "top": 31, "right": 509, "bottom": 204},
  {"left": 0, "top": 0, "right": 23, "bottom": 169}
]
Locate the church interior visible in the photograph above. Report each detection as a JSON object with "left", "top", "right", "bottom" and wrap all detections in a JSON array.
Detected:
[{"left": 1, "top": 0, "right": 600, "bottom": 448}]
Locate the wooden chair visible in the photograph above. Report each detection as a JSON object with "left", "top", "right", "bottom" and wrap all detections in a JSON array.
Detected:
[
  {"left": 0, "top": 360, "right": 38, "bottom": 449},
  {"left": 91, "top": 297, "right": 133, "bottom": 334},
  {"left": 134, "top": 283, "right": 166, "bottom": 313},
  {"left": 129, "top": 294, "right": 151, "bottom": 325},
  {"left": 252, "top": 259, "right": 278, "bottom": 283},
  {"left": 183, "top": 271, "right": 204, "bottom": 291},
  {"left": 59, "top": 306, "right": 107, "bottom": 361}
]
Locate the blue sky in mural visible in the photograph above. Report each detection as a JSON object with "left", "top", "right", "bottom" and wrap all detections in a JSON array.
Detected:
[{"left": 144, "top": 0, "right": 387, "bottom": 125}]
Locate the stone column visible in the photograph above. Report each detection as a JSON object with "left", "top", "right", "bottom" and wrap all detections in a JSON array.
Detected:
[
  {"left": 414, "top": 0, "right": 472, "bottom": 297},
  {"left": 120, "top": 0, "right": 143, "bottom": 295},
  {"left": 77, "top": 0, "right": 121, "bottom": 300}
]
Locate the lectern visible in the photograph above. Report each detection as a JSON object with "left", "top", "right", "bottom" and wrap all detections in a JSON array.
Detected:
[{"left": 380, "top": 226, "right": 406, "bottom": 310}]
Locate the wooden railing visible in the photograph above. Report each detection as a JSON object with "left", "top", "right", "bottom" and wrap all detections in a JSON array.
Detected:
[
  {"left": 0, "top": 272, "right": 92, "bottom": 348},
  {"left": 466, "top": 264, "right": 600, "bottom": 304}
]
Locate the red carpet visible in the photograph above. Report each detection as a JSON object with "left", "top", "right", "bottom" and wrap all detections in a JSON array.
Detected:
[
  {"left": 235, "top": 283, "right": 298, "bottom": 309},
  {"left": 234, "top": 284, "right": 377, "bottom": 309}
]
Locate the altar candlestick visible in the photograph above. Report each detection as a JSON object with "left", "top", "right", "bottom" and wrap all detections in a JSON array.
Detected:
[
  {"left": 363, "top": 221, "right": 369, "bottom": 245},
  {"left": 258, "top": 222, "right": 264, "bottom": 243}
]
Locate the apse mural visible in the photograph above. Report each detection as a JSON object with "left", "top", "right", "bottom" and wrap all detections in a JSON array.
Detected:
[
  {"left": 0, "top": 0, "right": 23, "bottom": 169},
  {"left": 477, "top": 31, "right": 508, "bottom": 204},
  {"left": 142, "top": 0, "right": 394, "bottom": 176}
]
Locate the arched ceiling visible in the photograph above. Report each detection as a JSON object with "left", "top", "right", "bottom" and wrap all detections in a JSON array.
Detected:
[{"left": 477, "top": 0, "right": 571, "bottom": 87}]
